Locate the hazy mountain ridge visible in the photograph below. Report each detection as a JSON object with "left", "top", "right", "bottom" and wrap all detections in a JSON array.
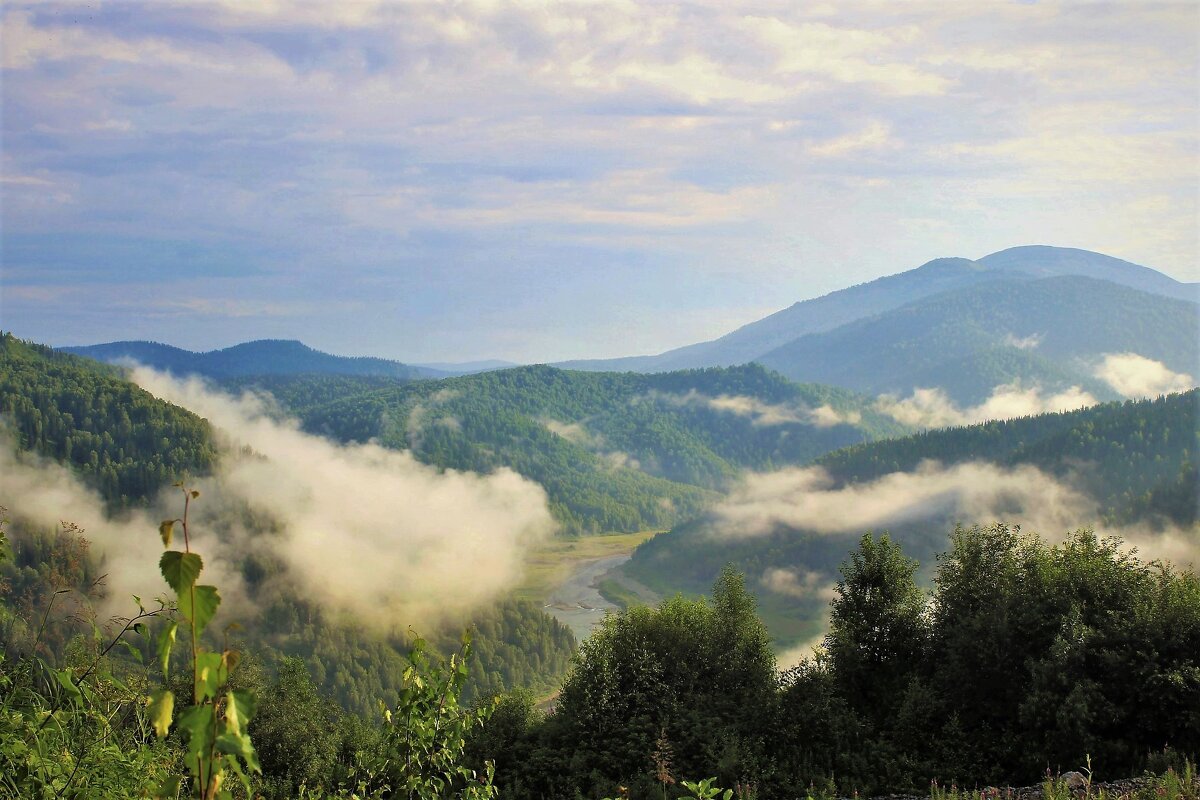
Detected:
[
  {"left": 61, "top": 338, "right": 450, "bottom": 380},
  {"left": 757, "top": 275, "right": 1198, "bottom": 403},
  {"left": 554, "top": 246, "right": 1198, "bottom": 379}
]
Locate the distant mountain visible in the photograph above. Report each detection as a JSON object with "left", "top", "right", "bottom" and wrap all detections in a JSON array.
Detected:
[
  {"left": 757, "top": 275, "right": 1198, "bottom": 403},
  {"left": 61, "top": 339, "right": 448, "bottom": 380},
  {"left": 412, "top": 359, "right": 521, "bottom": 375},
  {"left": 979, "top": 245, "right": 1199, "bottom": 301},
  {"left": 555, "top": 246, "right": 1197, "bottom": 375}
]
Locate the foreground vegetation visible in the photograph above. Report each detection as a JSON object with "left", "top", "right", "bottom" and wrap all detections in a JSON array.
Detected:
[
  {"left": 470, "top": 525, "right": 1199, "bottom": 799},
  {"left": 1, "top": 517, "right": 1196, "bottom": 798}
]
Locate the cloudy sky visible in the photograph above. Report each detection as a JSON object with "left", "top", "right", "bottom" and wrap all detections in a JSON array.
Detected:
[{"left": 2, "top": 1, "right": 1197, "bottom": 363}]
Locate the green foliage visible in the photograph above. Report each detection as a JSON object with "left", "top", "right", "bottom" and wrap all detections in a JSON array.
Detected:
[
  {"left": 486, "top": 567, "right": 777, "bottom": 798},
  {"left": 826, "top": 533, "right": 926, "bottom": 725},
  {"left": 0, "top": 332, "right": 217, "bottom": 508},
  {"left": 0, "top": 511, "right": 176, "bottom": 798},
  {"left": 374, "top": 635, "right": 498, "bottom": 800},
  {"left": 149, "top": 487, "right": 260, "bottom": 799},
  {"left": 474, "top": 533, "right": 1200, "bottom": 799},
  {"left": 232, "top": 363, "right": 900, "bottom": 534}
]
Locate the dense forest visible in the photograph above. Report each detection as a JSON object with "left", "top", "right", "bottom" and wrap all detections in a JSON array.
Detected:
[
  {"left": 623, "top": 390, "right": 1199, "bottom": 644},
  {"left": 3, "top": 518, "right": 1195, "bottom": 798},
  {"left": 466, "top": 527, "right": 1199, "bottom": 799},
  {"left": 0, "top": 333, "right": 576, "bottom": 716},
  {"left": 0, "top": 335, "right": 217, "bottom": 508},
  {"left": 228, "top": 363, "right": 905, "bottom": 534}
]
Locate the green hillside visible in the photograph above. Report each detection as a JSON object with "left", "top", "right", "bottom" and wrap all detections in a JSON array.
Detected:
[
  {"left": 0, "top": 334, "right": 576, "bottom": 714},
  {"left": 758, "top": 275, "right": 1198, "bottom": 404},
  {"left": 623, "top": 391, "right": 1199, "bottom": 645},
  {"left": 233, "top": 363, "right": 907, "bottom": 534},
  {"left": 0, "top": 333, "right": 218, "bottom": 507}
]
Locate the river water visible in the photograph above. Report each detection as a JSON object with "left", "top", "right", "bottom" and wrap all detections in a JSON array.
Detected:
[{"left": 543, "top": 553, "right": 631, "bottom": 643}]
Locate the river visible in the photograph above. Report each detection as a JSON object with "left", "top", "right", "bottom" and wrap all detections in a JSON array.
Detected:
[{"left": 543, "top": 553, "right": 631, "bottom": 643}]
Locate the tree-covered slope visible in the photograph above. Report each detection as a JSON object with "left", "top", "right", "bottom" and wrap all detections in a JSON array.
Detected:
[
  {"left": 63, "top": 338, "right": 447, "bottom": 380},
  {"left": 240, "top": 363, "right": 906, "bottom": 534},
  {"left": 0, "top": 334, "right": 576, "bottom": 714},
  {"left": 622, "top": 391, "right": 1199, "bottom": 644},
  {"left": 757, "top": 276, "right": 1198, "bottom": 403},
  {"left": 0, "top": 333, "right": 217, "bottom": 506}
]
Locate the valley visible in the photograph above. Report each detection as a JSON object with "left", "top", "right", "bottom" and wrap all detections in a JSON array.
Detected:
[
  {"left": 1, "top": 246, "right": 1197, "bottom": 800},
  {"left": 5, "top": 6, "right": 1200, "bottom": 796}
]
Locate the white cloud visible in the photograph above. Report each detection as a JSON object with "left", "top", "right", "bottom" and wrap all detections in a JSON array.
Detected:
[
  {"left": 808, "top": 120, "right": 896, "bottom": 157},
  {"left": 710, "top": 460, "right": 1197, "bottom": 569},
  {"left": 875, "top": 382, "right": 1098, "bottom": 428},
  {"left": 740, "top": 16, "right": 951, "bottom": 96},
  {"left": 1003, "top": 332, "right": 1042, "bottom": 350},
  {"left": 761, "top": 567, "right": 836, "bottom": 601},
  {"left": 1093, "top": 353, "right": 1196, "bottom": 399},
  {"left": 712, "top": 460, "right": 1094, "bottom": 539},
  {"left": 0, "top": 370, "right": 556, "bottom": 631},
  {"left": 649, "top": 390, "right": 860, "bottom": 428}
]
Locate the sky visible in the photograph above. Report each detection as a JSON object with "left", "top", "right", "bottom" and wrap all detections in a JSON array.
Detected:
[{"left": 1, "top": 1, "right": 1197, "bottom": 364}]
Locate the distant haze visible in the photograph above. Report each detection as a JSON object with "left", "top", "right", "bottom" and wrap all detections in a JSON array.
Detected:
[{"left": 2, "top": 3, "right": 1197, "bottom": 362}]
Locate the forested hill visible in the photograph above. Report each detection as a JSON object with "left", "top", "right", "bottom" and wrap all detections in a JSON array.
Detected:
[
  {"left": 0, "top": 333, "right": 217, "bottom": 506},
  {"left": 757, "top": 275, "right": 1198, "bottom": 404},
  {"left": 62, "top": 338, "right": 448, "bottom": 380},
  {"left": 817, "top": 389, "right": 1199, "bottom": 524},
  {"left": 230, "top": 363, "right": 908, "bottom": 534},
  {"left": 622, "top": 390, "right": 1198, "bottom": 646},
  {"left": 0, "top": 333, "right": 576, "bottom": 714}
]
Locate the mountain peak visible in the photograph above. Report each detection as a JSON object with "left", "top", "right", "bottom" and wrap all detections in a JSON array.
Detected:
[{"left": 977, "top": 245, "right": 1195, "bottom": 302}]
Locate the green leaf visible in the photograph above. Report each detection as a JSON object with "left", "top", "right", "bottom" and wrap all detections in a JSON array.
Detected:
[
  {"left": 159, "top": 550, "right": 202, "bottom": 595},
  {"left": 216, "top": 731, "right": 261, "bottom": 773},
  {"left": 195, "top": 651, "right": 228, "bottom": 701},
  {"left": 116, "top": 638, "right": 143, "bottom": 663},
  {"left": 224, "top": 689, "right": 257, "bottom": 737},
  {"left": 177, "top": 704, "right": 216, "bottom": 768},
  {"left": 157, "top": 620, "right": 177, "bottom": 678},
  {"left": 159, "top": 519, "right": 175, "bottom": 548},
  {"left": 148, "top": 689, "right": 174, "bottom": 738},
  {"left": 179, "top": 584, "right": 220, "bottom": 635},
  {"left": 153, "top": 775, "right": 182, "bottom": 799},
  {"left": 55, "top": 669, "right": 81, "bottom": 703}
]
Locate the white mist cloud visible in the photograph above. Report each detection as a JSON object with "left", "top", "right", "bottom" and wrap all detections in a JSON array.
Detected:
[
  {"left": 543, "top": 418, "right": 594, "bottom": 446},
  {"left": 0, "top": 370, "right": 557, "bottom": 631},
  {"left": 760, "top": 567, "right": 836, "bottom": 602},
  {"left": 1093, "top": 353, "right": 1196, "bottom": 399},
  {"left": 714, "top": 460, "right": 1095, "bottom": 539},
  {"left": 875, "top": 382, "right": 1098, "bottom": 428},
  {"left": 712, "top": 460, "right": 1197, "bottom": 568},
  {"left": 131, "top": 369, "right": 556, "bottom": 629},
  {"left": 542, "top": 418, "right": 640, "bottom": 471},
  {"left": 0, "top": 442, "right": 247, "bottom": 620},
  {"left": 650, "top": 390, "right": 859, "bottom": 428},
  {"left": 1003, "top": 332, "right": 1042, "bottom": 350}
]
